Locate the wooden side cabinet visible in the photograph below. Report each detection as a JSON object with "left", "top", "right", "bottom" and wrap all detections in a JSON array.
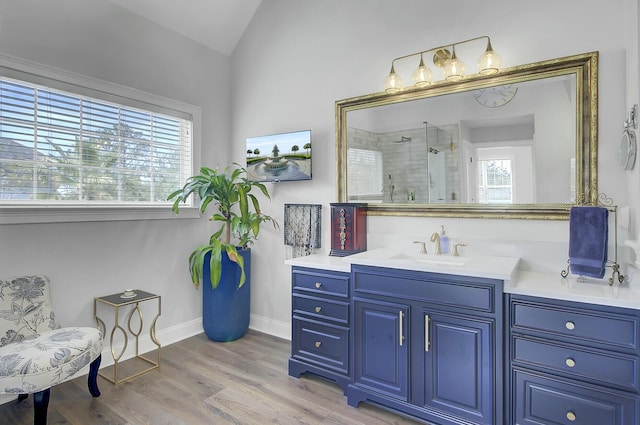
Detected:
[
  {"left": 506, "top": 294, "right": 640, "bottom": 425},
  {"left": 329, "top": 203, "right": 367, "bottom": 257},
  {"left": 288, "top": 266, "right": 351, "bottom": 391},
  {"left": 347, "top": 265, "right": 503, "bottom": 425}
]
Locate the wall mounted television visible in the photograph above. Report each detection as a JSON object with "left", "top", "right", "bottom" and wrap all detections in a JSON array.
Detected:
[{"left": 246, "top": 129, "right": 312, "bottom": 182}]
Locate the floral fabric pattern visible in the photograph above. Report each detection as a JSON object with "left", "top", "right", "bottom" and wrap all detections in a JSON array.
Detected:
[{"left": 0, "top": 275, "right": 102, "bottom": 394}]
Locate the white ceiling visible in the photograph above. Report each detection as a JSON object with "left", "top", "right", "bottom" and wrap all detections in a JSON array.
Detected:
[{"left": 108, "top": 0, "right": 262, "bottom": 56}]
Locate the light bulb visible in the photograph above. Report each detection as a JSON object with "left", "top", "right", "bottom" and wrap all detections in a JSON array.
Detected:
[
  {"left": 478, "top": 40, "right": 502, "bottom": 75},
  {"left": 384, "top": 64, "right": 403, "bottom": 93},
  {"left": 412, "top": 56, "right": 432, "bottom": 87},
  {"left": 443, "top": 47, "right": 465, "bottom": 81}
]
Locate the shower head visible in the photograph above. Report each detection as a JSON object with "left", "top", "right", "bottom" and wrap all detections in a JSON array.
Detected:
[{"left": 393, "top": 136, "right": 412, "bottom": 143}]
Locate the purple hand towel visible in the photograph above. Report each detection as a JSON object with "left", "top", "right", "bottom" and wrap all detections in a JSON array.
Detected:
[{"left": 568, "top": 206, "right": 608, "bottom": 278}]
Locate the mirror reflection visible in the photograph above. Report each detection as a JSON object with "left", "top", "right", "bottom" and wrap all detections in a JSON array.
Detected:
[
  {"left": 347, "top": 75, "right": 575, "bottom": 205},
  {"left": 336, "top": 52, "right": 597, "bottom": 219}
]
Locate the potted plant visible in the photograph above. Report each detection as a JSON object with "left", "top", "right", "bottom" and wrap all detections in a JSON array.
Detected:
[{"left": 168, "top": 163, "right": 278, "bottom": 341}]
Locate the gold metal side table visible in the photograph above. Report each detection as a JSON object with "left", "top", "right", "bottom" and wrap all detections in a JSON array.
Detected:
[{"left": 94, "top": 290, "right": 161, "bottom": 384}]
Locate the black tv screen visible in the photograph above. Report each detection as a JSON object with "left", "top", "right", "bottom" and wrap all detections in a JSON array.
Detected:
[{"left": 246, "top": 130, "right": 312, "bottom": 182}]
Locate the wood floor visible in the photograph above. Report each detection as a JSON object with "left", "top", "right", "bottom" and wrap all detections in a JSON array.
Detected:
[{"left": 0, "top": 330, "right": 423, "bottom": 425}]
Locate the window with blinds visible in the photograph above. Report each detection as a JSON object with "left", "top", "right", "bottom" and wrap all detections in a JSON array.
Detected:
[
  {"left": 0, "top": 76, "right": 193, "bottom": 206},
  {"left": 347, "top": 147, "right": 383, "bottom": 199}
]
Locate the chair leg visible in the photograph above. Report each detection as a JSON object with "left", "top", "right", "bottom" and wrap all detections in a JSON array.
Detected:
[
  {"left": 88, "top": 354, "right": 101, "bottom": 397},
  {"left": 17, "top": 393, "right": 28, "bottom": 402},
  {"left": 32, "top": 388, "right": 50, "bottom": 425}
]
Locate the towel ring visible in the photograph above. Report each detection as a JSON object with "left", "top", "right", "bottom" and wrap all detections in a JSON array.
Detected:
[
  {"left": 620, "top": 128, "right": 636, "bottom": 170},
  {"left": 620, "top": 105, "right": 637, "bottom": 171}
]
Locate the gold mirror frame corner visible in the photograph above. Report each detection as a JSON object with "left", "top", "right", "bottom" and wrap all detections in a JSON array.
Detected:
[{"left": 335, "top": 51, "right": 599, "bottom": 220}]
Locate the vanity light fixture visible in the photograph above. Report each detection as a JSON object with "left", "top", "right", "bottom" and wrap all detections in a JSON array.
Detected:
[
  {"left": 383, "top": 35, "right": 503, "bottom": 92},
  {"left": 383, "top": 63, "right": 403, "bottom": 93},
  {"left": 411, "top": 54, "right": 433, "bottom": 87},
  {"left": 442, "top": 45, "right": 466, "bottom": 81}
]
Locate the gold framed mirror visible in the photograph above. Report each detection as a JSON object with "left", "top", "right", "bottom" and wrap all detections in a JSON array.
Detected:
[{"left": 336, "top": 52, "right": 598, "bottom": 219}]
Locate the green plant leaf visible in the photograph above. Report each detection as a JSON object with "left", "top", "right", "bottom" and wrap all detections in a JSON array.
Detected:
[
  {"left": 169, "top": 163, "right": 277, "bottom": 291},
  {"left": 225, "top": 245, "right": 246, "bottom": 288}
]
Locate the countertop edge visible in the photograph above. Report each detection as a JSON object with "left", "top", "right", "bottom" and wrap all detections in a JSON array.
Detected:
[{"left": 284, "top": 255, "right": 640, "bottom": 310}]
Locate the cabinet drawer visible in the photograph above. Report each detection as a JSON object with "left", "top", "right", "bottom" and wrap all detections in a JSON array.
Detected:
[
  {"left": 292, "top": 317, "right": 349, "bottom": 374},
  {"left": 513, "top": 335, "right": 639, "bottom": 392},
  {"left": 352, "top": 265, "right": 497, "bottom": 313},
  {"left": 292, "top": 268, "right": 349, "bottom": 298},
  {"left": 293, "top": 294, "right": 349, "bottom": 324},
  {"left": 514, "top": 369, "right": 638, "bottom": 425},
  {"left": 511, "top": 299, "right": 639, "bottom": 350}
]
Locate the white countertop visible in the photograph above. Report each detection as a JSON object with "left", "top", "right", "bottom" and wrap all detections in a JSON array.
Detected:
[
  {"left": 285, "top": 250, "right": 640, "bottom": 310},
  {"left": 285, "top": 254, "right": 351, "bottom": 273},
  {"left": 341, "top": 248, "right": 520, "bottom": 281},
  {"left": 285, "top": 248, "right": 519, "bottom": 280},
  {"left": 505, "top": 270, "right": 640, "bottom": 310}
]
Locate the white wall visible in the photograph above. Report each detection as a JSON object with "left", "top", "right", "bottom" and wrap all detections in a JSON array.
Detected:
[
  {"left": 0, "top": 0, "right": 231, "bottom": 339},
  {"left": 231, "top": 0, "right": 635, "bottom": 334}
]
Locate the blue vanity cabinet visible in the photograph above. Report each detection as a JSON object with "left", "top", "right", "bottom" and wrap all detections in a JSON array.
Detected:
[
  {"left": 347, "top": 264, "right": 503, "bottom": 425},
  {"left": 421, "top": 310, "right": 494, "bottom": 424},
  {"left": 351, "top": 297, "right": 410, "bottom": 401},
  {"left": 288, "top": 266, "right": 351, "bottom": 391},
  {"left": 506, "top": 294, "right": 640, "bottom": 425}
]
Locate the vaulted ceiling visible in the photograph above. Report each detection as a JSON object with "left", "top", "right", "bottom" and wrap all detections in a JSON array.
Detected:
[{"left": 107, "top": 0, "right": 262, "bottom": 56}]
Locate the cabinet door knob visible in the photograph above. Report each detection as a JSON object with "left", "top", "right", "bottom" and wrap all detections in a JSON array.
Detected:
[
  {"left": 565, "top": 358, "right": 576, "bottom": 368},
  {"left": 315, "top": 306, "right": 322, "bottom": 313},
  {"left": 565, "top": 321, "right": 575, "bottom": 330},
  {"left": 315, "top": 282, "right": 322, "bottom": 288},
  {"left": 566, "top": 411, "right": 576, "bottom": 421},
  {"left": 315, "top": 341, "right": 321, "bottom": 348}
]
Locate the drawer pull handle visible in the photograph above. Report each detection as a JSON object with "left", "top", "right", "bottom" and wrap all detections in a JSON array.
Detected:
[
  {"left": 566, "top": 411, "right": 576, "bottom": 421},
  {"left": 315, "top": 282, "right": 322, "bottom": 288},
  {"left": 565, "top": 358, "right": 576, "bottom": 368},
  {"left": 565, "top": 321, "right": 575, "bottom": 330},
  {"left": 315, "top": 306, "right": 322, "bottom": 313},
  {"left": 315, "top": 341, "right": 321, "bottom": 348}
]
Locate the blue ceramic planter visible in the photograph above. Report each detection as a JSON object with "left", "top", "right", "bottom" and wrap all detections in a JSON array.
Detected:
[{"left": 202, "top": 248, "right": 251, "bottom": 342}]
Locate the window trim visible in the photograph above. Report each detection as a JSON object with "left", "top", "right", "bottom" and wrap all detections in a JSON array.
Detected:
[{"left": 0, "top": 53, "right": 202, "bottom": 224}]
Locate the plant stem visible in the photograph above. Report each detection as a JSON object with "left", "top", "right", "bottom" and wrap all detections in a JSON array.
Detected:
[{"left": 224, "top": 220, "right": 231, "bottom": 245}]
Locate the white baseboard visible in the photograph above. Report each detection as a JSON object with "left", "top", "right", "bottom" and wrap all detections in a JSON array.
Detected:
[
  {"left": 99, "top": 317, "right": 203, "bottom": 368},
  {"left": 249, "top": 313, "right": 291, "bottom": 341}
]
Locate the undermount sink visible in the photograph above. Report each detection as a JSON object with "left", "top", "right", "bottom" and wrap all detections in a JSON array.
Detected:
[
  {"left": 389, "top": 252, "right": 471, "bottom": 267},
  {"left": 341, "top": 248, "right": 520, "bottom": 281}
]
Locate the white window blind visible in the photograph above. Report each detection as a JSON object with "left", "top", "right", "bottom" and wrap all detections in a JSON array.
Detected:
[
  {"left": 0, "top": 76, "right": 193, "bottom": 206},
  {"left": 347, "top": 147, "right": 383, "bottom": 198}
]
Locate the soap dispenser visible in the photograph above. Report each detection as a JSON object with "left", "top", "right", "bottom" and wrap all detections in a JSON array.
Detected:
[{"left": 440, "top": 225, "right": 450, "bottom": 254}]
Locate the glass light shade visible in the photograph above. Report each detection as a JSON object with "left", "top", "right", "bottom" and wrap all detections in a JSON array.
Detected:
[
  {"left": 384, "top": 65, "right": 403, "bottom": 93},
  {"left": 443, "top": 50, "right": 466, "bottom": 81},
  {"left": 478, "top": 47, "right": 502, "bottom": 75},
  {"left": 411, "top": 57, "right": 432, "bottom": 87}
]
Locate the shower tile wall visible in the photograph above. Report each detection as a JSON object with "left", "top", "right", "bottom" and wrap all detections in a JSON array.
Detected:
[{"left": 348, "top": 126, "right": 461, "bottom": 203}]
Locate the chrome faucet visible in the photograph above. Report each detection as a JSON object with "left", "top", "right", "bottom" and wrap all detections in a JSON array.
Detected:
[{"left": 430, "top": 232, "right": 441, "bottom": 255}]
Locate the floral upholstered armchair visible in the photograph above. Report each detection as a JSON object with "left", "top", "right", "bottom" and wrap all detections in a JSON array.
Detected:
[{"left": 0, "top": 275, "right": 102, "bottom": 425}]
